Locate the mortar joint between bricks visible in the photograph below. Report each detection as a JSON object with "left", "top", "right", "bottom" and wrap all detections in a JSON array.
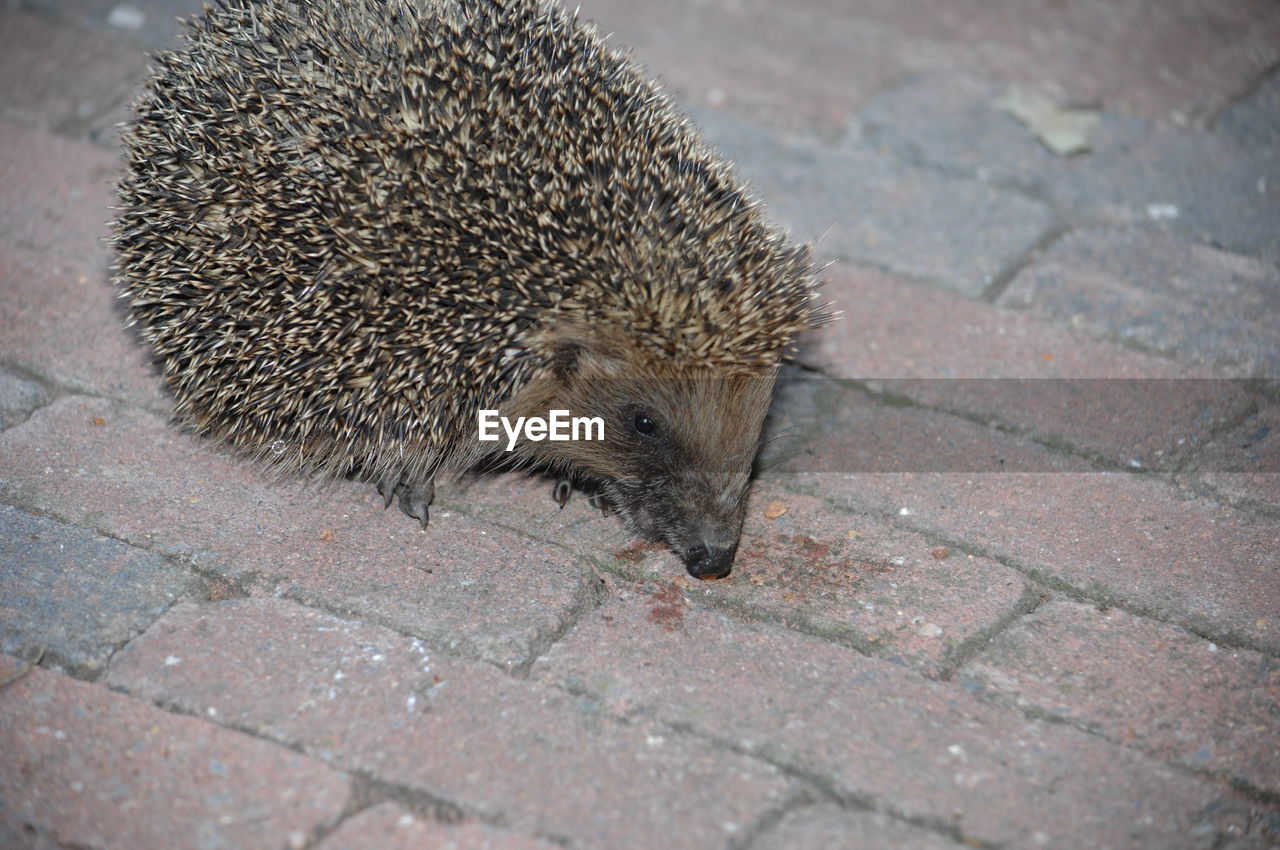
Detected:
[
  {"left": 730, "top": 788, "right": 834, "bottom": 850},
  {"left": 935, "top": 584, "right": 1050, "bottom": 682},
  {"left": 885, "top": 521, "right": 1280, "bottom": 660},
  {"left": 506, "top": 560, "right": 610, "bottom": 679},
  {"left": 658, "top": 716, "right": 1001, "bottom": 849},
  {"left": 1169, "top": 390, "right": 1262, "bottom": 477},
  {"left": 1173, "top": 474, "right": 1280, "bottom": 523},
  {"left": 824, "top": 375, "right": 1129, "bottom": 473},
  {"left": 1204, "top": 58, "right": 1280, "bottom": 131},
  {"left": 979, "top": 220, "right": 1072, "bottom": 303},
  {"left": 340, "top": 772, "right": 471, "bottom": 829}
]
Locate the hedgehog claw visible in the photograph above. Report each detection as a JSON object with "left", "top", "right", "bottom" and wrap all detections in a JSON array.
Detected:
[
  {"left": 399, "top": 491, "right": 429, "bottom": 529},
  {"left": 587, "top": 489, "right": 612, "bottom": 517},
  {"left": 395, "top": 479, "right": 435, "bottom": 529},
  {"left": 376, "top": 472, "right": 398, "bottom": 510},
  {"left": 552, "top": 478, "right": 573, "bottom": 509}
]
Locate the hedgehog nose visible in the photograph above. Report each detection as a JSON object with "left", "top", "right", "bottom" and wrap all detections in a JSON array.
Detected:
[{"left": 683, "top": 543, "right": 736, "bottom": 580}]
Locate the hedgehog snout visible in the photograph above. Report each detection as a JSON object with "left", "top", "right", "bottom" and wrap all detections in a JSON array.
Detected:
[
  {"left": 675, "top": 510, "right": 746, "bottom": 580},
  {"left": 682, "top": 542, "right": 737, "bottom": 580}
]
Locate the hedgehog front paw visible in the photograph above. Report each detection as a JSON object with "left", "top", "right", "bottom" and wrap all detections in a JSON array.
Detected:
[
  {"left": 376, "top": 473, "right": 435, "bottom": 529},
  {"left": 550, "top": 478, "right": 612, "bottom": 517}
]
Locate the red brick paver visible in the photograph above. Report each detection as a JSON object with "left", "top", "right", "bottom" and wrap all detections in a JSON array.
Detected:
[
  {"left": 107, "top": 598, "right": 797, "bottom": 848},
  {"left": 959, "top": 600, "right": 1280, "bottom": 794},
  {"left": 0, "top": 396, "right": 599, "bottom": 671},
  {"left": 530, "top": 593, "right": 1241, "bottom": 848},
  {"left": 0, "top": 660, "right": 351, "bottom": 849}
]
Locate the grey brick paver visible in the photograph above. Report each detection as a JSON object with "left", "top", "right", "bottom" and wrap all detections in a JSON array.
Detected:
[
  {"left": 1189, "top": 405, "right": 1280, "bottom": 511},
  {"left": 855, "top": 72, "right": 1280, "bottom": 263},
  {"left": 693, "top": 110, "right": 1054, "bottom": 297},
  {"left": 0, "top": 660, "right": 351, "bottom": 850},
  {"left": 999, "top": 228, "right": 1280, "bottom": 376},
  {"left": 1217, "top": 68, "right": 1280, "bottom": 149},
  {"left": 0, "top": 504, "right": 203, "bottom": 674},
  {"left": 801, "top": 264, "right": 1208, "bottom": 380},
  {"left": 808, "top": 472, "right": 1280, "bottom": 652},
  {"left": 752, "top": 803, "right": 969, "bottom": 850},
  {"left": 0, "top": 368, "right": 50, "bottom": 430},
  {"left": 582, "top": 0, "right": 1280, "bottom": 124},
  {"left": 800, "top": 265, "right": 1256, "bottom": 472}
]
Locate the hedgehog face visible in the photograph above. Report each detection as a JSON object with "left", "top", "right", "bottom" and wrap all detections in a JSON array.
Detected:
[
  {"left": 597, "top": 388, "right": 767, "bottom": 580},
  {"left": 503, "top": 327, "right": 777, "bottom": 579}
]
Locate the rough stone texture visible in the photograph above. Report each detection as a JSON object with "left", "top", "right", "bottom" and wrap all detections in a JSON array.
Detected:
[
  {"left": 753, "top": 803, "right": 968, "bottom": 850},
  {"left": 106, "top": 598, "right": 796, "bottom": 848},
  {"left": 315, "top": 804, "right": 560, "bottom": 850},
  {"left": 0, "top": 369, "right": 50, "bottom": 430},
  {"left": 0, "top": 661, "right": 351, "bottom": 850},
  {"left": 694, "top": 110, "right": 1053, "bottom": 297},
  {"left": 0, "top": 396, "right": 598, "bottom": 671},
  {"left": 959, "top": 600, "right": 1280, "bottom": 794},
  {"left": 531, "top": 594, "right": 1243, "bottom": 849},
  {"left": 854, "top": 72, "right": 1280, "bottom": 264},
  {"left": 812, "top": 472, "right": 1280, "bottom": 652},
  {"left": 0, "top": 505, "right": 203, "bottom": 674},
  {"left": 999, "top": 228, "right": 1280, "bottom": 377}
]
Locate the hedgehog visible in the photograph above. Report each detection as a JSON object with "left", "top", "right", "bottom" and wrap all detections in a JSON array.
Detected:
[{"left": 112, "top": 0, "right": 823, "bottom": 579}]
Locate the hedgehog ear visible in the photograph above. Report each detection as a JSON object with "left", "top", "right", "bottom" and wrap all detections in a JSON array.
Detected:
[
  {"left": 550, "top": 342, "right": 583, "bottom": 381},
  {"left": 545, "top": 324, "right": 629, "bottom": 382}
]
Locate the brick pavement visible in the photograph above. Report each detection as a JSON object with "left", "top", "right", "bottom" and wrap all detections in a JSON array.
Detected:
[{"left": 1, "top": 0, "right": 1277, "bottom": 847}]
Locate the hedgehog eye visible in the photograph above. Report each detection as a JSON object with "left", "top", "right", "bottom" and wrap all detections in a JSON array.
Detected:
[{"left": 633, "top": 413, "right": 657, "bottom": 437}]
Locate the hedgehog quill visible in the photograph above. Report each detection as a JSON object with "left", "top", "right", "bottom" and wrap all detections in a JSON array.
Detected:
[{"left": 113, "top": 0, "right": 824, "bottom": 579}]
